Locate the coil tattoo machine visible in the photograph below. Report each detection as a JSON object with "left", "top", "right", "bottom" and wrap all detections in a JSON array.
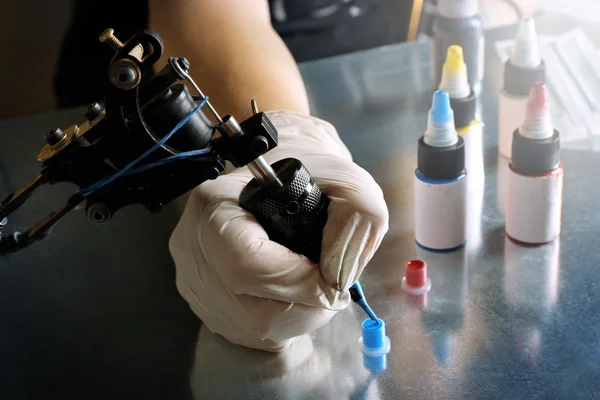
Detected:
[{"left": 0, "top": 28, "right": 330, "bottom": 261}]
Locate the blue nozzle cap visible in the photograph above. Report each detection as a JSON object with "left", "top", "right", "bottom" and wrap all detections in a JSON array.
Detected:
[
  {"left": 359, "top": 318, "right": 391, "bottom": 357},
  {"left": 424, "top": 90, "right": 458, "bottom": 147},
  {"left": 431, "top": 90, "right": 452, "bottom": 124}
]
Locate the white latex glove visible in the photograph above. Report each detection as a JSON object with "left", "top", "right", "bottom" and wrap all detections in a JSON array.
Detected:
[{"left": 169, "top": 110, "right": 389, "bottom": 352}]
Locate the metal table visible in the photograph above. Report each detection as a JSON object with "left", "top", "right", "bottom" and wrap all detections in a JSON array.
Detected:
[{"left": 1, "top": 24, "right": 599, "bottom": 400}]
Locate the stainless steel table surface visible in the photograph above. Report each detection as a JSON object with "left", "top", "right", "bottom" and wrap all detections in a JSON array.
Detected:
[
  {"left": 1, "top": 24, "right": 599, "bottom": 400},
  {"left": 192, "top": 30, "right": 600, "bottom": 400}
]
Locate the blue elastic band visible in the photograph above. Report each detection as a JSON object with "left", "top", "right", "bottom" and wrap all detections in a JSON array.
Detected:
[
  {"left": 124, "top": 147, "right": 213, "bottom": 176},
  {"left": 80, "top": 96, "right": 210, "bottom": 197}
]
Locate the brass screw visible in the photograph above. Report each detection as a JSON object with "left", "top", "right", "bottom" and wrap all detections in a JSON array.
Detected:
[{"left": 99, "top": 28, "right": 124, "bottom": 51}]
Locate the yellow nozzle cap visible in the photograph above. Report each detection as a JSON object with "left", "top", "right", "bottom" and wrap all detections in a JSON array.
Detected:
[
  {"left": 439, "top": 45, "right": 470, "bottom": 98},
  {"left": 444, "top": 45, "right": 466, "bottom": 72}
]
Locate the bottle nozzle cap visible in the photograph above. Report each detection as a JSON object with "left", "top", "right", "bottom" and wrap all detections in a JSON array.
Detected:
[
  {"left": 511, "top": 18, "right": 541, "bottom": 69},
  {"left": 431, "top": 90, "right": 452, "bottom": 123},
  {"left": 439, "top": 45, "right": 471, "bottom": 98},
  {"left": 424, "top": 90, "right": 459, "bottom": 147},
  {"left": 518, "top": 18, "right": 537, "bottom": 41},
  {"left": 519, "top": 82, "right": 553, "bottom": 139},
  {"left": 528, "top": 81, "right": 549, "bottom": 109},
  {"left": 445, "top": 46, "right": 465, "bottom": 72}
]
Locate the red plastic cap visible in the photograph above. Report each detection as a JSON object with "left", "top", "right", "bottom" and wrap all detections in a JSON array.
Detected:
[{"left": 405, "top": 259, "right": 427, "bottom": 288}]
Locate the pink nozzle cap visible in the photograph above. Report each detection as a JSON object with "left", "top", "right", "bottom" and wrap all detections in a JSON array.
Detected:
[
  {"left": 520, "top": 82, "right": 553, "bottom": 140},
  {"left": 527, "top": 82, "right": 549, "bottom": 112}
]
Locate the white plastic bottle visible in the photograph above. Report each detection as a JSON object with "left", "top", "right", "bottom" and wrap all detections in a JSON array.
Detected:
[
  {"left": 506, "top": 83, "right": 563, "bottom": 244},
  {"left": 414, "top": 90, "right": 467, "bottom": 251}
]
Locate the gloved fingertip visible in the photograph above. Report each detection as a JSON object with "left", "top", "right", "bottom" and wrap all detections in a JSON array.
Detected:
[
  {"left": 323, "top": 285, "right": 337, "bottom": 305},
  {"left": 331, "top": 284, "right": 355, "bottom": 306},
  {"left": 340, "top": 277, "right": 358, "bottom": 293},
  {"left": 338, "top": 260, "right": 362, "bottom": 293},
  {"left": 332, "top": 281, "right": 342, "bottom": 292},
  {"left": 318, "top": 259, "right": 342, "bottom": 292},
  {"left": 267, "top": 339, "right": 295, "bottom": 353}
]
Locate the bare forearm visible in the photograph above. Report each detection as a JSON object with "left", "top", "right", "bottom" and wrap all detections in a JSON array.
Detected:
[
  {"left": 480, "top": 0, "right": 541, "bottom": 28},
  {"left": 148, "top": 0, "right": 309, "bottom": 121}
]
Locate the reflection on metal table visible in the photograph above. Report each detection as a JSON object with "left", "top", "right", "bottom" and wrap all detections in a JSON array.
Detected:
[{"left": 1, "top": 25, "right": 599, "bottom": 400}]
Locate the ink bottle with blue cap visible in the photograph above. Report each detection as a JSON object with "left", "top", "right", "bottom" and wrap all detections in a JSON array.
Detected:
[{"left": 414, "top": 90, "right": 467, "bottom": 252}]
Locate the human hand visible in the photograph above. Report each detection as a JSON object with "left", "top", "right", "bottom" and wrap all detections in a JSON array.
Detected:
[{"left": 169, "top": 110, "right": 389, "bottom": 351}]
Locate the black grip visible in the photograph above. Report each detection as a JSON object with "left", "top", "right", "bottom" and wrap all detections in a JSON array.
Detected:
[
  {"left": 348, "top": 285, "right": 361, "bottom": 302},
  {"left": 239, "top": 158, "right": 329, "bottom": 262}
]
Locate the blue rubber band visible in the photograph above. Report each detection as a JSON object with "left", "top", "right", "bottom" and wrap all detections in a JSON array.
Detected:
[{"left": 80, "top": 96, "right": 209, "bottom": 197}]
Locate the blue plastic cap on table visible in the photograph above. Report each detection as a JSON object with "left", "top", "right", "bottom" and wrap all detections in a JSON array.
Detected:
[{"left": 359, "top": 318, "right": 391, "bottom": 358}]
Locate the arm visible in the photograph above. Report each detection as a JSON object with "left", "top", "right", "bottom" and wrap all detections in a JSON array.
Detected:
[
  {"left": 480, "top": 0, "right": 542, "bottom": 28},
  {"left": 148, "top": 0, "right": 309, "bottom": 121},
  {"left": 155, "top": 2, "right": 389, "bottom": 351}
]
